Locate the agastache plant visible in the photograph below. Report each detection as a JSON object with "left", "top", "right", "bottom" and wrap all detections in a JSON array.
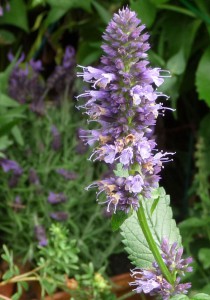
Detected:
[{"left": 78, "top": 7, "right": 194, "bottom": 300}]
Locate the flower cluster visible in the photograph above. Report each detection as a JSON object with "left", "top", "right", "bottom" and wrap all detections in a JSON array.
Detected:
[
  {"left": 78, "top": 7, "right": 171, "bottom": 213},
  {"left": 130, "top": 239, "right": 193, "bottom": 299},
  {"left": 8, "top": 46, "right": 76, "bottom": 115}
]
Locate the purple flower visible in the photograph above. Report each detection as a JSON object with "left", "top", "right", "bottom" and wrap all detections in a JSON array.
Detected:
[
  {"left": 0, "top": 158, "right": 23, "bottom": 187},
  {"left": 130, "top": 239, "right": 193, "bottom": 300},
  {"left": 77, "top": 8, "right": 172, "bottom": 213},
  {"left": 34, "top": 225, "right": 48, "bottom": 247},
  {"left": 46, "top": 46, "right": 76, "bottom": 102},
  {"left": 48, "top": 192, "right": 67, "bottom": 204},
  {"left": 56, "top": 169, "right": 77, "bottom": 180},
  {"left": 50, "top": 211, "right": 68, "bottom": 221},
  {"left": 8, "top": 53, "right": 45, "bottom": 114},
  {"left": 0, "top": 158, "right": 22, "bottom": 175},
  {"left": 29, "top": 168, "right": 40, "bottom": 185},
  {"left": 51, "top": 125, "right": 61, "bottom": 151}
]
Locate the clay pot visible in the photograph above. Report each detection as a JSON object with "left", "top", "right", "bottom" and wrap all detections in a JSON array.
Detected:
[{"left": 0, "top": 282, "right": 15, "bottom": 298}]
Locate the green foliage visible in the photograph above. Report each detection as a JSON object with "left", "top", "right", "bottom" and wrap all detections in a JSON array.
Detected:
[
  {"left": 0, "top": 0, "right": 29, "bottom": 32},
  {"left": 121, "top": 187, "right": 181, "bottom": 268},
  {"left": 196, "top": 47, "right": 210, "bottom": 106}
]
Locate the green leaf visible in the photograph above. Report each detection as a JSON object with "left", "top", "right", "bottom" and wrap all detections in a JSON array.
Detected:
[
  {"left": 167, "top": 48, "right": 186, "bottom": 75},
  {"left": 0, "top": 30, "right": 16, "bottom": 45},
  {"left": 179, "top": 217, "right": 210, "bottom": 229},
  {"left": 196, "top": 47, "right": 210, "bottom": 106},
  {"left": 0, "top": 136, "right": 13, "bottom": 150},
  {"left": 0, "top": 94, "right": 19, "bottom": 107},
  {"left": 11, "top": 126, "right": 24, "bottom": 146},
  {"left": 0, "top": 0, "right": 29, "bottom": 32},
  {"left": 198, "top": 248, "right": 210, "bottom": 269},
  {"left": 0, "top": 50, "right": 21, "bottom": 94},
  {"left": 130, "top": 0, "right": 157, "bottom": 27},
  {"left": 47, "top": 0, "right": 92, "bottom": 12},
  {"left": 111, "top": 210, "right": 131, "bottom": 231},
  {"left": 114, "top": 163, "right": 129, "bottom": 177},
  {"left": 170, "top": 295, "right": 189, "bottom": 300},
  {"left": 191, "top": 293, "right": 210, "bottom": 300},
  {"left": 150, "top": 0, "right": 170, "bottom": 3},
  {"left": 92, "top": 1, "right": 112, "bottom": 24},
  {"left": 121, "top": 187, "right": 181, "bottom": 268}
]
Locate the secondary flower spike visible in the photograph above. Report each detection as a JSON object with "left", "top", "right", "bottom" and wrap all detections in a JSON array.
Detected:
[
  {"left": 78, "top": 8, "right": 172, "bottom": 213},
  {"left": 130, "top": 239, "right": 193, "bottom": 299}
]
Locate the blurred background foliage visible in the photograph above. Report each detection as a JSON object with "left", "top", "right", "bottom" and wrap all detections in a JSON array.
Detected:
[{"left": 0, "top": 0, "right": 210, "bottom": 296}]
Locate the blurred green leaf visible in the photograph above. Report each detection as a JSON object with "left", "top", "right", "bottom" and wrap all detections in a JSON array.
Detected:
[
  {"left": 0, "top": 136, "right": 13, "bottom": 150},
  {"left": 0, "top": 50, "right": 20, "bottom": 94},
  {"left": 111, "top": 210, "right": 130, "bottom": 231},
  {"left": 0, "top": 94, "right": 19, "bottom": 107},
  {"left": 0, "top": 0, "right": 29, "bottom": 32},
  {"left": 167, "top": 48, "right": 186, "bottom": 75},
  {"left": 198, "top": 248, "right": 210, "bottom": 269},
  {"left": 11, "top": 126, "right": 24, "bottom": 146},
  {"left": 150, "top": 0, "right": 170, "bottom": 4},
  {"left": 130, "top": 0, "right": 157, "bottom": 27},
  {"left": 0, "top": 30, "right": 16, "bottom": 45},
  {"left": 191, "top": 293, "right": 210, "bottom": 300},
  {"left": 47, "top": 0, "right": 92, "bottom": 12},
  {"left": 170, "top": 295, "right": 189, "bottom": 300},
  {"left": 92, "top": 1, "right": 112, "bottom": 24},
  {"left": 196, "top": 47, "right": 210, "bottom": 106}
]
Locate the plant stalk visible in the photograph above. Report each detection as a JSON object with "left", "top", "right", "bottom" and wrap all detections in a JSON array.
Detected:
[{"left": 136, "top": 200, "right": 174, "bottom": 285}]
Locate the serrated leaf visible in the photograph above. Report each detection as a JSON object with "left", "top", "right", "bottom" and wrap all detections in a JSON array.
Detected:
[
  {"left": 191, "top": 293, "right": 210, "bottom": 300},
  {"left": 111, "top": 210, "right": 131, "bottom": 231},
  {"left": 196, "top": 47, "right": 210, "bottom": 106},
  {"left": 121, "top": 187, "right": 181, "bottom": 268}
]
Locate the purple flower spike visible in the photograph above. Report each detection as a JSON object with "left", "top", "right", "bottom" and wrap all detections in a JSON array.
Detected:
[
  {"left": 50, "top": 211, "right": 68, "bottom": 221},
  {"left": 130, "top": 238, "right": 193, "bottom": 300},
  {"left": 51, "top": 125, "right": 62, "bottom": 151},
  {"left": 0, "top": 158, "right": 22, "bottom": 175},
  {"left": 78, "top": 7, "right": 173, "bottom": 213},
  {"left": 56, "top": 169, "right": 77, "bottom": 180},
  {"left": 34, "top": 225, "right": 48, "bottom": 247},
  {"left": 29, "top": 168, "right": 40, "bottom": 185},
  {"left": 48, "top": 192, "right": 67, "bottom": 204}
]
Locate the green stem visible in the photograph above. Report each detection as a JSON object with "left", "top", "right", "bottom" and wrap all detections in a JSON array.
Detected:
[{"left": 137, "top": 201, "right": 174, "bottom": 285}]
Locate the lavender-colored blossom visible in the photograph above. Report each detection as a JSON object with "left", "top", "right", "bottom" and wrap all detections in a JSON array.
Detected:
[
  {"left": 51, "top": 125, "right": 61, "bottom": 151},
  {"left": 34, "top": 225, "right": 48, "bottom": 247},
  {"left": 29, "top": 168, "right": 40, "bottom": 185},
  {"left": 8, "top": 53, "right": 45, "bottom": 115},
  {"left": 46, "top": 46, "right": 76, "bottom": 102},
  {"left": 0, "top": 158, "right": 22, "bottom": 175},
  {"left": 0, "top": 158, "right": 23, "bottom": 187},
  {"left": 78, "top": 8, "right": 172, "bottom": 213},
  {"left": 50, "top": 211, "right": 68, "bottom": 221},
  {"left": 56, "top": 169, "right": 77, "bottom": 180},
  {"left": 130, "top": 239, "right": 193, "bottom": 300},
  {"left": 48, "top": 192, "right": 67, "bottom": 204}
]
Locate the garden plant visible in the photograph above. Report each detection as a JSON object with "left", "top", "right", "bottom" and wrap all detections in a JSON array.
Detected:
[{"left": 0, "top": 1, "right": 210, "bottom": 300}]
